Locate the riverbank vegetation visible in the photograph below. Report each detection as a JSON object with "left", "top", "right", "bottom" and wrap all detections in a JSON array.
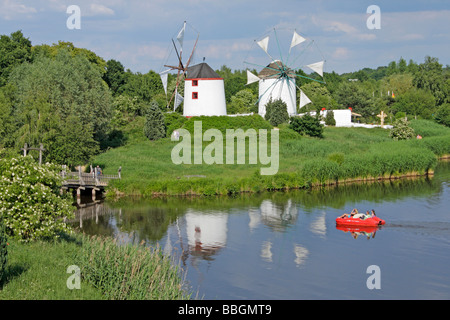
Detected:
[
  {"left": 96, "top": 117, "right": 449, "bottom": 197},
  {"left": 0, "top": 157, "right": 191, "bottom": 299}
]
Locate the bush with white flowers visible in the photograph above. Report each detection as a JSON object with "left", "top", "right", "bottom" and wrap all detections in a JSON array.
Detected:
[{"left": 0, "top": 156, "right": 74, "bottom": 242}]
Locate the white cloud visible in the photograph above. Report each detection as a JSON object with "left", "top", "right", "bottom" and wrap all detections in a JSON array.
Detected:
[
  {"left": 86, "top": 4, "right": 115, "bottom": 16},
  {"left": 0, "top": 0, "right": 37, "bottom": 20}
]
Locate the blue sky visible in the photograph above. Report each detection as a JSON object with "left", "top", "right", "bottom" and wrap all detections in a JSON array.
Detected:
[{"left": 1, "top": 0, "right": 449, "bottom": 75}]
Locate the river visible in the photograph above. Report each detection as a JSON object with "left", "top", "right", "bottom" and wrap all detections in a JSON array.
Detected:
[{"left": 73, "top": 161, "right": 450, "bottom": 299}]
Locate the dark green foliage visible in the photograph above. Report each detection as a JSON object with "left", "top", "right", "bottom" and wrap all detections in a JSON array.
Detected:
[
  {"left": 144, "top": 102, "right": 166, "bottom": 140},
  {"left": 0, "top": 30, "right": 32, "bottom": 86},
  {"left": 6, "top": 50, "right": 112, "bottom": 164},
  {"left": 434, "top": 103, "right": 450, "bottom": 127},
  {"left": 164, "top": 112, "right": 188, "bottom": 137},
  {"left": 181, "top": 114, "right": 272, "bottom": 134},
  {"left": 0, "top": 214, "right": 7, "bottom": 283},
  {"left": 325, "top": 110, "right": 336, "bottom": 126},
  {"left": 289, "top": 114, "right": 324, "bottom": 138},
  {"left": 264, "top": 98, "right": 289, "bottom": 126},
  {"left": 103, "top": 59, "right": 126, "bottom": 96}
]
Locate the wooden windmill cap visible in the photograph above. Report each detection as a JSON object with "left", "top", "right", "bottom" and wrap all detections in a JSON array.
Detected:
[{"left": 258, "top": 60, "right": 295, "bottom": 79}]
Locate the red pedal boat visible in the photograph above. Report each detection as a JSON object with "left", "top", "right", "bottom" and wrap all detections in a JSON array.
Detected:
[{"left": 336, "top": 215, "right": 385, "bottom": 227}]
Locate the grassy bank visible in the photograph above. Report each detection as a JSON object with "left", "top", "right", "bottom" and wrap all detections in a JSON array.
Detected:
[
  {"left": 93, "top": 117, "right": 450, "bottom": 196},
  {"left": 0, "top": 234, "right": 191, "bottom": 300}
]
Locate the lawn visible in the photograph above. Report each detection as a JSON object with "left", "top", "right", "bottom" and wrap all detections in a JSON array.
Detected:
[{"left": 93, "top": 116, "right": 450, "bottom": 196}]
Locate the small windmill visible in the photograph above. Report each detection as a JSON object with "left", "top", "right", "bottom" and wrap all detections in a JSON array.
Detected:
[
  {"left": 245, "top": 28, "right": 326, "bottom": 116},
  {"left": 160, "top": 21, "right": 199, "bottom": 111}
]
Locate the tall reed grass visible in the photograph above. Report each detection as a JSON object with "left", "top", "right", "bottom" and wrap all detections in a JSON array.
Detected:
[{"left": 76, "top": 235, "right": 191, "bottom": 300}]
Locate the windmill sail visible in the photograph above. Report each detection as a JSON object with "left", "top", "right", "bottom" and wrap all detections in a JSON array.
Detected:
[
  {"left": 257, "top": 36, "right": 269, "bottom": 54},
  {"left": 159, "top": 69, "right": 170, "bottom": 95},
  {"left": 306, "top": 61, "right": 324, "bottom": 77},
  {"left": 299, "top": 90, "right": 312, "bottom": 109},
  {"left": 174, "top": 89, "right": 184, "bottom": 111},
  {"left": 290, "top": 31, "right": 306, "bottom": 52},
  {"left": 246, "top": 70, "right": 260, "bottom": 85},
  {"left": 177, "top": 22, "right": 186, "bottom": 50}
]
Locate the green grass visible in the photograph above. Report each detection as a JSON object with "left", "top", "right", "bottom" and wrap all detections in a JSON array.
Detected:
[
  {"left": 0, "top": 234, "right": 191, "bottom": 300},
  {"left": 94, "top": 116, "right": 450, "bottom": 196},
  {"left": 0, "top": 237, "right": 104, "bottom": 299}
]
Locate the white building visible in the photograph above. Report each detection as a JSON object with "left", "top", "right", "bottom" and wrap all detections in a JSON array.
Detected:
[
  {"left": 183, "top": 62, "right": 227, "bottom": 117},
  {"left": 258, "top": 60, "right": 297, "bottom": 117}
]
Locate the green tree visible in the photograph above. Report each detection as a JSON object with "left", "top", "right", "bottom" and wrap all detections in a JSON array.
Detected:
[
  {"left": 144, "top": 101, "right": 166, "bottom": 140},
  {"left": 325, "top": 110, "right": 336, "bottom": 126},
  {"left": 414, "top": 56, "right": 446, "bottom": 105},
  {"left": 0, "top": 30, "right": 32, "bottom": 86},
  {"left": 31, "top": 41, "right": 106, "bottom": 75},
  {"left": 434, "top": 103, "right": 450, "bottom": 127},
  {"left": 391, "top": 88, "right": 435, "bottom": 119},
  {"left": 300, "top": 82, "right": 336, "bottom": 113},
  {"left": 228, "top": 89, "right": 256, "bottom": 114},
  {"left": 8, "top": 50, "right": 112, "bottom": 162},
  {"left": 333, "top": 81, "right": 375, "bottom": 119},
  {"left": 103, "top": 59, "right": 126, "bottom": 96},
  {"left": 264, "top": 98, "right": 289, "bottom": 126}
]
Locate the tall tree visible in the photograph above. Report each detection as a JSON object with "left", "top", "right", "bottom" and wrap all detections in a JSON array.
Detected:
[
  {"left": 0, "top": 30, "right": 32, "bottom": 86},
  {"left": 8, "top": 50, "right": 112, "bottom": 164}
]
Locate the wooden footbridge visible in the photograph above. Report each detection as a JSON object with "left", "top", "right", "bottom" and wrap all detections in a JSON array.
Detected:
[{"left": 61, "top": 166, "right": 121, "bottom": 200}]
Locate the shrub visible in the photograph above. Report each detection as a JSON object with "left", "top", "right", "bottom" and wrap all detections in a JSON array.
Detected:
[
  {"left": 0, "top": 214, "right": 7, "bottom": 282},
  {"left": 264, "top": 98, "right": 289, "bottom": 127},
  {"left": 164, "top": 112, "right": 188, "bottom": 137},
  {"left": 181, "top": 114, "right": 272, "bottom": 134},
  {"left": 389, "top": 118, "right": 415, "bottom": 140},
  {"left": 143, "top": 101, "right": 166, "bottom": 141},
  {"left": 289, "top": 114, "right": 324, "bottom": 138},
  {"left": 0, "top": 156, "right": 74, "bottom": 241}
]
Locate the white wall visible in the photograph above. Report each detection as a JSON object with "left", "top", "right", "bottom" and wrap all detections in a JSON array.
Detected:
[
  {"left": 258, "top": 78, "right": 296, "bottom": 117},
  {"left": 184, "top": 78, "right": 227, "bottom": 116},
  {"left": 323, "top": 109, "right": 352, "bottom": 127}
]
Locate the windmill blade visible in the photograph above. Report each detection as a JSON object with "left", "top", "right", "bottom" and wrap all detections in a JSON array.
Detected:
[
  {"left": 159, "top": 69, "right": 170, "bottom": 95},
  {"left": 177, "top": 21, "right": 186, "bottom": 51},
  {"left": 255, "top": 36, "right": 280, "bottom": 65},
  {"left": 257, "top": 36, "right": 269, "bottom": 54},
  {"left": 299, "top": 89, "right": 312, "bottom": 109},
  {"left": 173, "top": 88, "right": 184, "bottom": 111},
  {"left": 306, "top": 61, "right": 324, "bottom": 77},
  {"left": 290, "top": 30, "right": 306, "bottom": 52},
  {"left": 246, "top": 70, "right": 260, "bottom": 85}
]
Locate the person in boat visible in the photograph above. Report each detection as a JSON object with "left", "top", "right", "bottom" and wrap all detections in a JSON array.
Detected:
[
  {"left": 338, "top": 208, "right": 358, "bottom": 219},
  {"left": 353, "top": 211, "right": 366, "bottom": 219},
  {"left": 371, "top": 209, "right": 376, "bottom": 216}
]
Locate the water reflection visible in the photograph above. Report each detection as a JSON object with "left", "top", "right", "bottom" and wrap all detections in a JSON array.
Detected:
[
  {"left": 335, "top": 225, "right": 380, "bottom": 240},
  {"left": 70, "top": 162, "right": 450, "bottom": 299}
]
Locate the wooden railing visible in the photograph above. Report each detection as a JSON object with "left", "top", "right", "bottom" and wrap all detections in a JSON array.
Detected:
[{"left": 61, "top": 170, "right": 120, "bottom": 187}]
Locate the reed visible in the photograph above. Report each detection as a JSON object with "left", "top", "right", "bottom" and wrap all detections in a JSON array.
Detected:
[{"left": 76, "top": 234, "right": 191, "bottom": 300}]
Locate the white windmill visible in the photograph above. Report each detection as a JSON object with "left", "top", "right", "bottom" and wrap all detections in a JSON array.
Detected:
[
  {"left": 245, "top": 28, "right": 326, "bottom": 117},
  {"left": 160, "top": 22, "right": 226, "bottom": 117}
]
